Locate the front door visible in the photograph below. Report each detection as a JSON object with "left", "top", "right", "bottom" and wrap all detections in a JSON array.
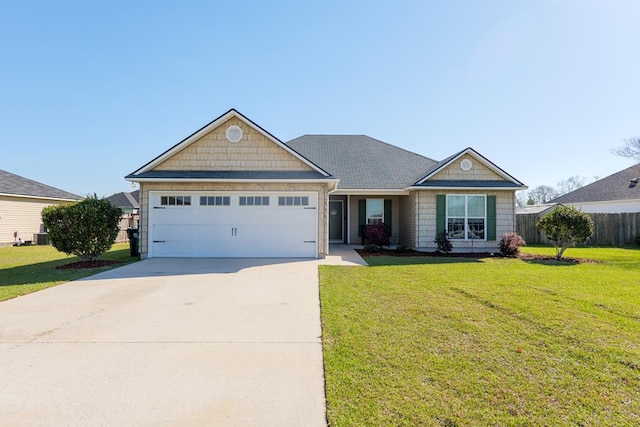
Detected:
[{"left": 328, "top": 200, "right": 343, "bottom": 243}]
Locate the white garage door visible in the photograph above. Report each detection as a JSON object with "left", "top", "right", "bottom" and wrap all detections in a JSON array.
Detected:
[{"left": 148, "top": 191, "right": 318, "bottom": 258}]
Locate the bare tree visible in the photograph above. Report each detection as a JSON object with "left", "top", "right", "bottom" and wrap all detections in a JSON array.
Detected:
[
  {"left": 515, "top": 191, "right": 528, "bottom": 207},
  {"left": 527, "top": 185, "right": 559, "bottom": 204},
  {"left": 556, "top": 175, "right": 585, "bottom": 196},
  {"left": 611, "top": 136, "right": 640, "bottom": 161}
]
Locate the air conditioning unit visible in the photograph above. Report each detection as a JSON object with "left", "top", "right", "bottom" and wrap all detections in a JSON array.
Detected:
[{"left": 33, "top": 233, "right": 49, "bottom": 245}]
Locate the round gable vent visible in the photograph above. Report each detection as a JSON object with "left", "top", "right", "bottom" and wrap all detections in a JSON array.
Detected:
[
  {"left": 226, "top": 125, "right": 243, "bottom": 143},
  {"left": 460, "top": 159, "right": 473, "bottom": 171}
]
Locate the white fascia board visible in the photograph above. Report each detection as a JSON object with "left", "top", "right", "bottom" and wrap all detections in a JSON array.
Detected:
[
  {"left": 405, "top": 186, "right": 526, "bottom": 191},
  {"left": 133, "top": 110, "right": 330, "bottom": 177},
  {"left": 417, "top": 148, "right": 524, "bottom": 185},
  {"left": 564, "top": 198, "right": 640, "bottom": 206},
  {"left": 126, "top": 177, "right": 339, "bottom": 184},
  {"left": 330, "top": 189, "right": 410, "bottom": 196},
  {"left": 0, "top": 192, "right": 80, "bottom": 202}
]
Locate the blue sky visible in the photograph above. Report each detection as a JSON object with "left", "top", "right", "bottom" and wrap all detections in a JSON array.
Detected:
[{"left": 2, "top": 1, "right": 639, "bottom": 198}]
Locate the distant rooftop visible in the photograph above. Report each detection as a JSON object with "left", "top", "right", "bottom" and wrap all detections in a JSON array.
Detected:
[
  {"left": 0, "top": 169, "right": 80, "bottom": 201},
  {"left": 551, "top": 163, "right": 640, "bottom": 204}
]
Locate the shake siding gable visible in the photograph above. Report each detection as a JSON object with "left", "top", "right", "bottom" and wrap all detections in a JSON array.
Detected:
[
  {"left": 153, "top": 117, "right": 315, "bottom": 172},
  {"left": 429, "top": 154, "right": 505, "bottom": 181}
]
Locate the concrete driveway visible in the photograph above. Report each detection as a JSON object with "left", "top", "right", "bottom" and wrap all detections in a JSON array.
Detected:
[{"left": 0, "top": 258, "right": 329, "bottom": 426}]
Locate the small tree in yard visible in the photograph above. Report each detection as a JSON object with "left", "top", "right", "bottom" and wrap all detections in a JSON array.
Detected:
[
  {"left": 536, "top": 205, "right": 593, "bottom": 259},
  {"left": 42, "top": 195, "right": 122, "bottom": 262}
]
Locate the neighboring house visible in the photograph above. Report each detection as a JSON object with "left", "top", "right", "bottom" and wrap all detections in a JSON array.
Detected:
[
  {"left": 516, "top": 203, "right": 559, "bottom": 216},
  {"left": 550, "top": 163, "right": 640, "bottom": 213},
  {"left": 105, "top": 190, "right": 140, "bottom": 242},
  {"left": 125, "top": 109, "right": 526, "bottom": 258},
  {"left": 0, "top": 169, "right": 81, "bottom": 245}
]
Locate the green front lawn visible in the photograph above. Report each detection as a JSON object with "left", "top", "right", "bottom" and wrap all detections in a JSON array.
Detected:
[
  {"left": 0, "top": 243, "right": 139, "bottom": 302},
  {"left": 320, "top": 247, "right": 640, "bottom": 426}
]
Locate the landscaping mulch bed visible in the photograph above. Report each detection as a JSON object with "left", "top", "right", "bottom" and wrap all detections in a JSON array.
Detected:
[
  {"left": 356, "top": 248, "right": 596, "bottom": 264},
  {"left": 55, "top": 260, "right": 122, "bottom": 270},
  {"left": 356, "top": 248, "right": 495, "bottom": 258}
]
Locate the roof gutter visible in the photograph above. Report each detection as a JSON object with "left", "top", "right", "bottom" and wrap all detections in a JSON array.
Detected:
[
  {"left": 330, "top": 189, "right": 410, "bottom": 196},
  {"left": 404, "top": 185, "right": 528, "bottom": 191},
  {"left": 126, "top": 177, "right": 340, "bottom": 184}
]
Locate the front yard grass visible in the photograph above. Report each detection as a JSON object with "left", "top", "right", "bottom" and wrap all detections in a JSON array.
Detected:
[
  {"left": 320, "top": 247, "right": 640, "bottom": 426},
  {"left": 0, "top": 243, "right": 138, "bottom": 302}
]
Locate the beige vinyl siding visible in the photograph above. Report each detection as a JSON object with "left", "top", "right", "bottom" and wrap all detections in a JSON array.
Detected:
[
  {"left": 154, "top": 117, "right": 314, "bottom": 172},
  {"left": 398, "top": 192, "right": 417, "bottom": 248},
  {"left": 430, "top": 154, "right": 505, "bottom": 181},
  {"left": 0, "top": 196, "right": 70, "bottom": 245},
  {"left": 415, "top": 190, "right": 516, "bottom": 251},
  {"left": 139, "top": 182, "right": 328, "bottom": 258}
]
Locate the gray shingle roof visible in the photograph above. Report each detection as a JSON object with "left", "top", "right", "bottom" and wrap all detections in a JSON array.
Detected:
[
  {"left": 106, "top": 190, "right": 139, "bottom": 208},
  {"left": 551, "top": 163, "right": 640, "bottom": 204},
  {"left": 0, "top": 169, "right": 81, "bottom": 201},
  {"left": 127, "top": 170, "right": 332, "bottom": 180},
  {"left": 285, "top": 135, "right": 437, "bottom": 189}
]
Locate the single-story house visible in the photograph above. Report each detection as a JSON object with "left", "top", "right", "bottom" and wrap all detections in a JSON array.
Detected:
[
  {"left": 125, "top": 109, "right": 526, "bottom": 258},
  {"left": 105, "top": 190, "right": 140, "bottom": 242},
  {"left": 550, "top": 163, "right": 640, "bottom": 213},
  {"left": 0, "top": 169, "right": 81, "bottom": 245}
]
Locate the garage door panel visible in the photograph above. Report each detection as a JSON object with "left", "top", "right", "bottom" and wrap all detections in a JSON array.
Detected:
[
  {"left": 149, "top": 192, "right": 318, "bottom": 258},
  {"left": 153, "top": 224, "right": 233, "bottom": 241}
]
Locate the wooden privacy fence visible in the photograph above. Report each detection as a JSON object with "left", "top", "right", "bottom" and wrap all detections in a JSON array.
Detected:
[
  {"left": 517, "top": 212, "right": 640, "bottom": 246},
  {"left": 115, "top": 214, "right": 139, "bottom": 243}
]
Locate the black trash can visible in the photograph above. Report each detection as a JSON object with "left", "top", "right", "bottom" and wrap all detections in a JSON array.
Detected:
[{"left": 126, "top": 228, "right": 139, "bottom": 257}]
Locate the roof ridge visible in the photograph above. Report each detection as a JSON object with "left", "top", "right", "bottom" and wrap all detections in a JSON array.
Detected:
[{"left": 286, "top": 135, "right": 438, "bottom": 163}]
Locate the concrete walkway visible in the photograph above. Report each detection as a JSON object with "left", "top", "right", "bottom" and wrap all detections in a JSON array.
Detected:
[
  {"left": 322, "top": 244, "right": 368, "bottom": 266},
  {"left": 0, "top": 258, "right": 334, "bottom": 426}
]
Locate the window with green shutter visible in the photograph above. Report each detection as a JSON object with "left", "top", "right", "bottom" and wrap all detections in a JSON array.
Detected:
[{"left": 443, "top": 194, "right": 492, "bottom": 241}]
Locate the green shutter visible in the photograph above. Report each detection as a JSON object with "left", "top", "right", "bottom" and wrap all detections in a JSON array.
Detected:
[
  {"left": 487, "top": 195, "right": 496, "bottom": 240},
  {"left": 384, "top": 199, "right": 392, "bottom": 236},
  {"left": 358, "top": 199, "right": 366, "bottom": 237},
  {"left": 436, "top": 195, "right": 446, "bottom": 234}
]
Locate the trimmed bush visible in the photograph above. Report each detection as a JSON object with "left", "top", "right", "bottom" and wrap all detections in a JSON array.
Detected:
[
  {"left": 364, "top": 222, "right": 390, "bottom": 247},
  {"left": 363, "top": 243, "right": 382, "bottom": 253},
  {"left": 42, "top": 195, "right": 122, "bottom": 262},
  {"left": 499, "top": 232, "right": 526, "bottom": 257}
]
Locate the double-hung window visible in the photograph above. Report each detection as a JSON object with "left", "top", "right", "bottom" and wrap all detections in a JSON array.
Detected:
[
  {"left": 446, "top": 195, "right": 486, "bottom": 240},
  {"left": 366, "top": 199, "right": 384, "bottom": 224}
]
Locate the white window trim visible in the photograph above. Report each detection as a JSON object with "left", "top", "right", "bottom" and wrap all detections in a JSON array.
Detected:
[
  {"left": 366, "top": 198, "right": 384, "bottom": 224},
  {"left": 446, "top": 194, "right": 487, "bottom": 241}
]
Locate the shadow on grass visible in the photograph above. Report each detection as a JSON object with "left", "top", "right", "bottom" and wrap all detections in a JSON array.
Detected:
[
  {"left": 519, "top": 259, "right": 579, "bottom": 267},
  {"left": 364, "top": 256, "right": 484, "bottom": 267},
  {"left": 0, "top": 249, "right": 138, "bottom": 287}
]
